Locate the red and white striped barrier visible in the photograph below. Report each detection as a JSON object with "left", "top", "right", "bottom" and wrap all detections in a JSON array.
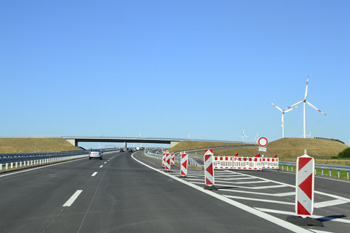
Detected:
[
  {"left": 204, "top": 150, "right": 215, "bottom": 187},
  {"left": 180, "top": 152, "right": 188, "bottom": 177},
  {"left": 213, "top": 156, "right": 232, "bottom": 169},
  {"left": 296, "top": 153, "right": 314, "bottom": 216},
  {"left": 212, "top": 155, "right": 279, "bottom": 170},
  {"left": 261, "top": 157, "right": 279, "bottom": 169},
  {"left": 233, "top": 157, "right": 262, "bottom": 170},
  {"left": 165, "top": 151, "right": 171, "bottom": 171},
  {"left": 162, "top": 152, "right": 166, "bottom": 167},
  {"left": 171, "top": 153, "right": 175, "bottom": 165}
]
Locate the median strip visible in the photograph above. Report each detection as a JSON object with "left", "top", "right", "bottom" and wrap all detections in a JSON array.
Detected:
[{"left": 63, "top": 190, "right": 83, "bottom": 207}]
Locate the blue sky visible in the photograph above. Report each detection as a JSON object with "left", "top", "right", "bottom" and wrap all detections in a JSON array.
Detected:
[{"left": 1, "top": 0, "right": 349, "bottom": 147}]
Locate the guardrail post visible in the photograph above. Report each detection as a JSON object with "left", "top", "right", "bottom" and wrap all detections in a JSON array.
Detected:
[
  {"left": 322, "top": 168, "right": 324, "bottom": 176},
  {"left": 347, "top": 171, "right": 349, "bottom": 180},
  {"left": 287, "top": 166, "right": 288, "bottom": 171},
  {"left": 329, "top": 169, "right": 331, "bottom": 177},
  {"left": 6, "top": 163, "right": 8, "bottom": 170},
  {"left": 338, "top": 170, "right": 340, "bottom": 178},
  {"left": 10, "top": 162, "right": 13, "bottom": 169},
  {"left": 0, "top": 163, "right": 2, "bottom": 171}
]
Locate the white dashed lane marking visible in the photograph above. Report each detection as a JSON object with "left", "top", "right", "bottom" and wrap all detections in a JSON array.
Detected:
[{"left": 63, "top": 190, "right": 83, "bottom": 207}]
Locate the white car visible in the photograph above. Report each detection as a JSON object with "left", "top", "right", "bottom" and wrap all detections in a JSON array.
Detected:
[{"left": 89, "top": 151, "right": 102, "bottom": 160}]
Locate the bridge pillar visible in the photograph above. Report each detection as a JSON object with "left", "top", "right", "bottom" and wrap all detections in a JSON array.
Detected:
[
  {"left": 124, "top": 142, "right": 127, "bottom": 150},
  {"left": 67, "top": 139, "right": 77, "bottom": 147}
]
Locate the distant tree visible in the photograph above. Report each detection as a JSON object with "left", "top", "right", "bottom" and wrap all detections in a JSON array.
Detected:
[{"left": 338, "top": 148, "right": 350, "bottom": 158}]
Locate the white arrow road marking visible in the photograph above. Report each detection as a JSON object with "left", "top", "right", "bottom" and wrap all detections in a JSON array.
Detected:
[{"left": 63, "top": 190, "right": 83, "bottom": 207}]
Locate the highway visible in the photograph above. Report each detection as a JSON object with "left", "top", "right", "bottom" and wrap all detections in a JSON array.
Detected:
[{"left": 0, "top": 151, "right": 349, "bottom": 233}]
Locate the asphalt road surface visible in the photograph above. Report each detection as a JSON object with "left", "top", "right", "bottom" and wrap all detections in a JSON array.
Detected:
[{"left": 0, "top": 151, "right": 349, "bottom": 233}]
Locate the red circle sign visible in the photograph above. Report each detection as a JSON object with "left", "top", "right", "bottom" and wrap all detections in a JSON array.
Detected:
[{"left": 258, "top": 137, "right": 268, "bottom": 147}]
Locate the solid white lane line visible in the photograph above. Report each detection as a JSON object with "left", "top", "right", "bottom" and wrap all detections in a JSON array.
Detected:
[
  {"left": 91, "top": 172, "right": 98, "bottom": 177},
  {"left": 223, "top": 195, "right": 294, "bottom": 206},
  {"left": 131, "top": 153, "right": 312, "bottom": 233},
  {"left": 99, "top": 165, "right": 103, "bottom": 168},
  {"left": 63, "top": 190, "right": 83, "bottom": 207},
  {"left": 256, "top": 208, "right": 350, "bottom": 224},
  {"left": 314, "top": 199, "right": 350, "bottom": 208}
]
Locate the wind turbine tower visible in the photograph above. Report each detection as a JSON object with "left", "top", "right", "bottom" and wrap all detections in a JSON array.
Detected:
[
  {"left": 270, "top": 102, "right": 299, "bottom": 138},
  {"left": 287, "top": 76, "right": 327, "bottom": 138},
  {"left": 241, "top": 129, "right": 248, "bottom": 143}
]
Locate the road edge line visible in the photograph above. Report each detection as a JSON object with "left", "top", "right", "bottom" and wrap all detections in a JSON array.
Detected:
[{"left": 131, "top": 153, "right": 312, "bottom": 233}]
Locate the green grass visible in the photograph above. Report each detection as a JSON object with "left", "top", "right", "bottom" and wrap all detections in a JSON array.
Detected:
[
  {"left": 279, "top": 165, "right": 350, "bottom": 180},
  {"left": 0, "top": 138, "right": 81, "bottom": 153}
]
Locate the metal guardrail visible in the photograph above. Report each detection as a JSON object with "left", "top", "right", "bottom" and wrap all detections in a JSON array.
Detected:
[
  {"left": 280, "top": 161, "right": 350, "bottom": 172},
  {"left": 0, "top": 148, "right": 119, "bottom": 163}
]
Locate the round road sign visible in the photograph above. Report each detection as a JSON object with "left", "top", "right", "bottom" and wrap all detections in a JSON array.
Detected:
[{"left": 258, "top": 137, "right": 268, "bottom": 147}]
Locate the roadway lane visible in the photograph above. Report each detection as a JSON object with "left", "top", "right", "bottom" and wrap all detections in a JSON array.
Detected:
[{"left": 0, "top": 151, "right": 295, "bottom": 233}]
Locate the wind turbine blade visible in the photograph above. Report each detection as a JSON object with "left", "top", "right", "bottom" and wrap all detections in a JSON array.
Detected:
[
  {"left": 306, "top": 101, "right": 327, "bottom": 116},
  {"left": 270, "top": 102, "right": 283, "bottom": 112},
  {"left": 284, "top": 104, "right": 300, "bottom": 113},
  {"left": 287, "top": 100, "right": 303, "bottom": 109},
  {"left": 304, "top": 75, "right": 309, "bottom": 100}
]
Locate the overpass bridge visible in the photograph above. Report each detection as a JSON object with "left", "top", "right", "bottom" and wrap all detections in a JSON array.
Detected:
[
  {"left": 63, "top": 136, "right": 185, "bottom": 149},
  {"left": 63, "top": 136, "right": 242, "bottom": 149}
]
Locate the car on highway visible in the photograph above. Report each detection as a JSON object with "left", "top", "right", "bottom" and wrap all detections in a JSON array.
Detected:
[
  {"left": 120, "top": 148, "right": 124, "bottom": 152},
  {"left": 89, "top": 151, "right": 103, "bottom": 160}
]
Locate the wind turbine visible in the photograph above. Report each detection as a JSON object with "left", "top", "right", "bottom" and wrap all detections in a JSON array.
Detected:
[
  {"left": 241, "top": 129, "right": 248, "bottom": 143},
  {"left": 254, "top": 132, "right": 259, "bottom": 144},
  {"left": 287, "top": 75, "right": 327, "bottom": 138},
  {"left": 270, "top": 102, "right": 299, "bottom": 138}
]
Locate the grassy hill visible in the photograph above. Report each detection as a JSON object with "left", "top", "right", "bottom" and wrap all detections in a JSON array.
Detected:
[
  {"left": 206, "top": 138, "right": 348, "bottom": 159},
  {"left": 171, "top": 138, "right": 348, "bottom": 161},
  {"left": 169, "top": 141, "right": 253, "bottom": 153},
  {"left": 0, "top": 138, "right": 81, "bottom": 153}
]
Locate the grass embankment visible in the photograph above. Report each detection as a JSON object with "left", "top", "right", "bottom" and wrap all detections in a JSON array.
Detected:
[
  {"left": 0, "top": 138, "right": 81, "bottom": 153},
  {"left": 170, "top": 138, "right": 350, "bottom": 166},
  {"left": 169, "top": 141, "right": 253, "bottom": 153}
]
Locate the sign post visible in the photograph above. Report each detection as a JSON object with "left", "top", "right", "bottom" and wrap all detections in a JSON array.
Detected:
[{"left": 258, "top": 137, "right": 268, "bottom": 153}]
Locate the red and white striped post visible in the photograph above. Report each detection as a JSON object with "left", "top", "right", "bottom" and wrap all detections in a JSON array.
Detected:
[
  {"left": 165, "top": 151, "right": 171, "bottom": 171},
  {"left": 162, "top": 152, "right": 166, "bottom": 167},
  {"left": 204, "top": 149, "right": 216, "bottom": 190},
  {"left": 180, "top": 152, "right": 188, "bottom": 177},
  {"left": 171, "top": 153, "right": 175, "bottom": 165},
  {"left": 296, "top": 151, "right": 315, "bottom": 216}
]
